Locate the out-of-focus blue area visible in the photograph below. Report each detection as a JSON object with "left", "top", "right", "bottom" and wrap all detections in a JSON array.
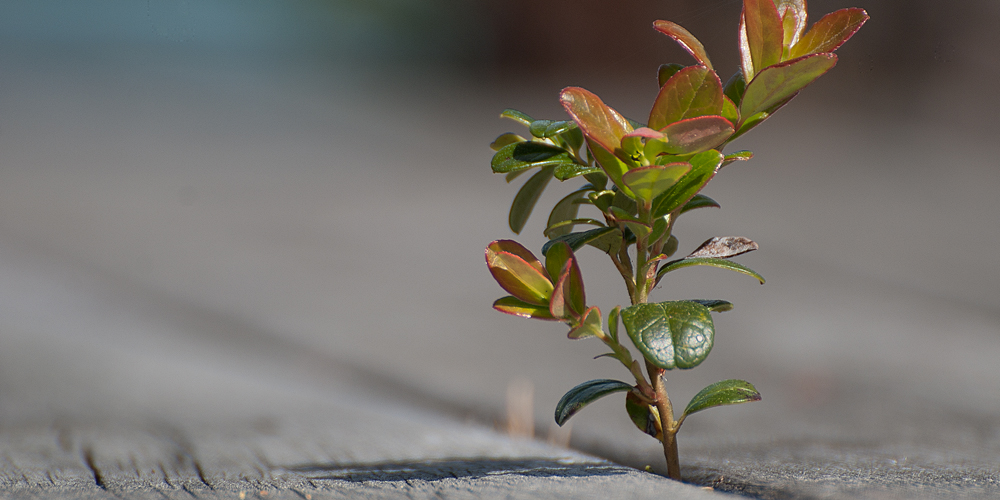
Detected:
[{"left": 0, "top": 0, "right": 488, "bottom": 63}]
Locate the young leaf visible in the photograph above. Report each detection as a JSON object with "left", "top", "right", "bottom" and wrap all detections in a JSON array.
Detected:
[
  {"left": 626, "top": 391, "right": 660, "bottom": 438},
  {"left": 721, "top": 96, "right": 740, "bottom": 126},
  {"left": 689, "top": 299, "right": 734, "bottom": 312},
  {"left": 653, "top": 20, "right": 713, "bottom": 69},
  {"left": 492, "top": 142, "right": 578, "bottom": 174},
  {"left": 487, "top": 240, "right": 546, "bottom": 275},
  {"left": 554, "top": 162, "right": 602, "bottom": 181},
  {"left": 493, "top": 296, "right": 559, "bottom": 320},
  {"left": 657, "top": 63, "right": 686, "bottom": 88},
  {"left": 568, "top": 306, "right": 603, "bottom": 339},
  {"left": 543, "top": 227, "right": 622, "bottom": 256},
  {"left": 776, "top": 0, "right": 808, "bottom": 51},
  {"left": 621, "top": 301, "right": 715, "bottom": 370},
  {"left": 724, "top": 71, "right": 747, "bottom": 106},
  {"left": 722, "top": 150, "right": 754, "bottom": 167},
  {"left": 530, "top": 119, "right": 578, "bottom": 139},
  {"left": 560, "top": 87, "right": 633, "bottom": 156},
  {"left": 544, "top": 241, "right": 573, "bottom": 284},
  {"left": 622, "top": 164, "right": 692, "bottom": 205},
  {"left": 509, "top": 166, "right": 555, "bottom": 234},
  {"left": 550, "top": 257, "right": 586, "bottom": 319},
  {"left": 788, "top": 8, "right": 869, "bottom": 60},
  {"left": 680, "top": 193, "right": 721, "bottom": 213},
  {"left": 656, "top": 257, "right": 765, "bottom": 284},
  {"left": 587, "top": 138, "right": 634, "bottom": 198},
  {"left": 546, "top": 190, "right": 589, "bottom": 238},
  {"left": 682, "top": 379, "right": 761, "bottom": 419},
  {"left": 740, "top": 53, "right": 837, "bottom": 119},
  {"left": 555, "top": 379, "right": 634, "bottom": 426},
  {"left": 650, "top": 149, "right": 724, "bottom": 218},
  {"left": 686, "top": 236, "right": 759, "bottom": 259},
  {"left": 649, "top": 65, "right": 724, "bottom": 130},
  {"left": 490, "top": 133, "right": 526, "bottom": 151},
  {"left": 500, "top": 108, "right": 533, "bottom": 127},
  {"left": 608, "top": 306, "right": 621, "bottom": 343},
  {"left": 486, "top": 242, "right": 554, "bottom": 305},
  {"left": 659, "top": 116, "right": 734, "bottom": 155},
  {"left": 742, "top": 0, "right": 784, "bottom": 76}
]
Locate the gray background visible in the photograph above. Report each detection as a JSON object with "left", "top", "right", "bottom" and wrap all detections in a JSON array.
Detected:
[{"left": 1, "top": 1, "right": 998, "bottom": 497}]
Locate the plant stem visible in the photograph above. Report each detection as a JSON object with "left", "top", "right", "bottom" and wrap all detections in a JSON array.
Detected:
[{"left": 647, "top": 360, "right": 681, "bottom": 480}]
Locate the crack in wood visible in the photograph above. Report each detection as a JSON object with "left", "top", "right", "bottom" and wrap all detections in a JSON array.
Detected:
[{"left": 81, "top": 447, "right": 107, "bottom": 491}]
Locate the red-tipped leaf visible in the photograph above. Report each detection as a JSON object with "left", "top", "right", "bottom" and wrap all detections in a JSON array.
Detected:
[
  {"left": 659, "top": 115, "right": 734, "bottom": 155},
  {"left": 486, "top": 241, "right": 553, "bottom": 306},
  {"left": 788, "top": 8, "right": 869, "bottom": 59},
  {"left": 559, "top": 87, "right": 633, "bottom": 155},
  {"left": 742, "top": 0, "right": 784, "bottom": 77},
  {"left": 776, "top": 0, "right": 808, "bottom": 51},
  {"left": 493, "top": 296, "right": 559, "bottom": 320},
  {"left": 739, "top": 52, "right": 837, "bottom": 119},
  {"left": 648, "top": 65, "right": 724, "bottom": 131},
  {"left": 653, "top": 20, "right": 713, "bottom": 69},
  {"left": 550, "top": 257, "right": 586, "bottom": 320}
]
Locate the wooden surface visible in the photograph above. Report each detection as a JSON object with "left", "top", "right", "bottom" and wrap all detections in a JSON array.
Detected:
[{"left": 2, "top": 3, "right": 1000, "bottom": 498}]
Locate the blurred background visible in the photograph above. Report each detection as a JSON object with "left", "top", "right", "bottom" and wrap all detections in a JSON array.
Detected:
[{"left": 1, "top": 0, "right": 999, "bottom": 478}]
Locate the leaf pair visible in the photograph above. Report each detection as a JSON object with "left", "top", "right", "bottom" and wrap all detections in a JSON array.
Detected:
[
  {"left": 732, "top": 0, "right": 869, "bottom": 133},
  {"left": 740, "top": 0, "right": 869, "bottom": 81},
  {"left": 554, "top": 374, "right": 760, "bottom": 429},
  {"left": 656, "top": 236, "right": 765, "bottom": 285},
  {"left": 488, "top": 240, "right": 590, "bottom": 324}
]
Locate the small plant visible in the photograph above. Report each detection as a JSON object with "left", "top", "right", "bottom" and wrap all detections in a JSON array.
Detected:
[{"left": 484, "top": 0, "right": 867, "bottom": 480}]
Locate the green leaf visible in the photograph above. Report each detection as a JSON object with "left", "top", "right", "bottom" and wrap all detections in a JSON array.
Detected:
[
  {"left": 555, "top": 379, "right": 633, "bottom": 426},
  {"left": 621, "top": 301, "right": 715, "bottom": 370},
  {"left": 493, "top": 296, "right": 558, "bottom": 320},
  {"left": 649, "top": 66, "right": 724, "bottom": 131},
  {"left": 554, "top": 162, "right": 602, "bottom": 181},
  {"left": 682, "top": 379, "right": 761, "bottom": 418},
  {"left": 560, "top": 87, "right": 633, "bottom": 156},
  {"left": 547, "top": 190, "right": 589, "bottom": 238},
  {"left": 656, "top": 257, "right": 765, "bottom": 284},
  {"left": 625, "top": 391, "right": 660, "bottom": 438},
  {"left": 721, "top": 96, "right": 739, "bottom": 126},
  {"left": 653, "top": 20, "right": 713, "bottom": 69},
  {"left": 543, "top": 227, "right": 622, "bottom": 256},
  {"left": 680, "top": 193, "right": 720, "bottom": 213},
  {"left": 544, "top": 241, "right": 573, "bottom": 284},
  {"left": 740, "top": 53, "right": 837, "bottom": 119},
  {"left": 500, "top": 108, "right": 533, "bottom": 127},
  {"left": 492, "top": 142, "right": 578, "bottom": 175},
  {"left": 650, "top": 149, "right": 723, "bottom": 218},
  {"left": 530, "top": 119, "right": 578, "bottom": 139},
  {"left": 490, "top": 133, "right": 526, "bottom": 151},
  {"left": 550, "top": 254, "right": 586, "bottom": 319},
  {"left": 724, "top": 71, "right": 747, "bottom": 106},
  {"left": 657, "top": 63, "right": 686, "bottom": 88},
  {"left": 689, "top": 299, "right": 734, "bottom": 312},
  {"left": 487, "top": 240, "right": 546, "bottom": 275},
  {"left": 659, "top": 116, "right": 734, "bottom": 155},
  {"left": 588, "top": 190, "right": 615, "bottom": 212},
  {"left": 742, "top": 0, "right": 784, "bottom": 77},
  {"left": 587, "top": 138, "right": 634, "bottom": 197},
  {"left": 622, "top": 164, "right": 692, "bottom": 205},
  {"left": 722, "top": 150, "right": 754, "bottom": 167},
  {"left": 608, "top": 306, "right": 621, "bottom": 343},
  {"left": 568, "top": 306, "right": 602, "bottom": 339},
  {"left": 506, "top": 170, "right": 528, "bottom": 183},
  {"left": 509, "top": 166, "right": 555, "bottom": 234},
  {"left": 788, "top": 8, "right": 869, "bottom": 60},
  {"left": 486, "top": 240, "right": 554, "bottom": 305},
  {"left": 544, "top": 218, "right": 604, "bottom": 239}
]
